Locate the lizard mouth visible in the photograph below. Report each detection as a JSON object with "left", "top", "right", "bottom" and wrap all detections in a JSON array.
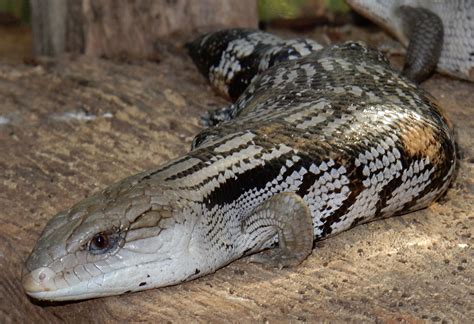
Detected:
[
  {"left": 21, "top": 257, "right": 198, "bottom": 301},
  {"left": 21, "top": 264, "right": 133, "bottom": 301},
  {"left": 21, "top": 266, "right": 111, "bottom": 301}
]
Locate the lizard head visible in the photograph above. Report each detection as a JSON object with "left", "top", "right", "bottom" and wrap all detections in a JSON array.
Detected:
[{"left": 22, "top": 170, "right": 208, "bottom": 301}]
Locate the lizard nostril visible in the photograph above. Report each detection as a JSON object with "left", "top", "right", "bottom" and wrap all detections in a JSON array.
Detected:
[{"left": 22, "top": 267, "right": 57, "bottom": 294}]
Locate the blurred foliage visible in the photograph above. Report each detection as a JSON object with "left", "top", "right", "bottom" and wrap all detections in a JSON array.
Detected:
[
  {"left": 259, "top": 0, "right": 349, "bottom": 21},
  {"left": 0, "top": 0, "right": 30, "bottom": 23},
  {"left": 324, "top": 0, "right": 350, "bottom": 13},
  {"left": 259, "top": 0, "right": 307, "bottom": 20}
]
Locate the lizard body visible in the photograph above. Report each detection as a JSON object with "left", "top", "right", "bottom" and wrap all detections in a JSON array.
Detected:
[{"left": 23, "top": 30, "right": 456, "bottom": 301}]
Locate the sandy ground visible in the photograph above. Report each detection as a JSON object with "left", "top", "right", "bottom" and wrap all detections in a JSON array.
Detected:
[{"left": 0, "top": 25, "right": 472, "bottom": 322}]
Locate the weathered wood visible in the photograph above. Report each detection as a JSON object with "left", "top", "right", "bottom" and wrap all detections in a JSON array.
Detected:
[
  {"left": 30, "top": 0, "right": 258, "bottom": 58},
  {"left": 0, "top": 30, "right": 472, "bottom": 322},
  {"left": 30, "top": 0, "right": 68, "bottom": 56}
]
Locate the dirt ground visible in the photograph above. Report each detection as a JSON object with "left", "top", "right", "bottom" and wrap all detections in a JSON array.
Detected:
[{"left": 0, "top": 25, "right": 472, "bottom": 323}]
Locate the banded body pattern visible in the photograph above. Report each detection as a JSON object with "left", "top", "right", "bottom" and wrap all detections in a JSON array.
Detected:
[
  {"left": 187, "top": 28, "right": 322, "bottom": 101},
  {"left": 23, "top": 29, "right": 457, "bottom": 301},
  {"left": 186, "top": 39, "right": 456, "bottom": 241}
]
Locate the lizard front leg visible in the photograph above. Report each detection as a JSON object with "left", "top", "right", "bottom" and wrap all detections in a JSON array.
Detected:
[{"left": 241, "top": 192, "right": 313, "bottom": 268}]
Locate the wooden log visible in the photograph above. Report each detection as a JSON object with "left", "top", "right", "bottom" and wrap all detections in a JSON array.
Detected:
[{"left": 30, "top": 0, "right": 259, "bottom": 58}]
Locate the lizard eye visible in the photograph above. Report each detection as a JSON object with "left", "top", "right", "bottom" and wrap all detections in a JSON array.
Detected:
[
  {"left": 85, "top": 228, "right": 123, "bottom": 255},
  {"left": 88, "top": 231, "right": 123, "bottom": 255},
  {"left": 90, "top": 233, "right": 109, "bottom": 251}
]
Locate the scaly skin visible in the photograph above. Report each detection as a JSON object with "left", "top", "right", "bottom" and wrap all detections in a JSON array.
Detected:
[
  {"left": 22, "top": 31, "right": 456, "bottom": 301},
  {"left": 347, "top": 0, "right": 474, "bottom": 82}
]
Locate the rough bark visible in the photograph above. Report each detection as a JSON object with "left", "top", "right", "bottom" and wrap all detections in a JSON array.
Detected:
[
  {"left": 0, "top": 30, "right": 472, "bottom": 322},
  {"left": 30, "top": 0, "right": 259, "bottom": 58}
]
